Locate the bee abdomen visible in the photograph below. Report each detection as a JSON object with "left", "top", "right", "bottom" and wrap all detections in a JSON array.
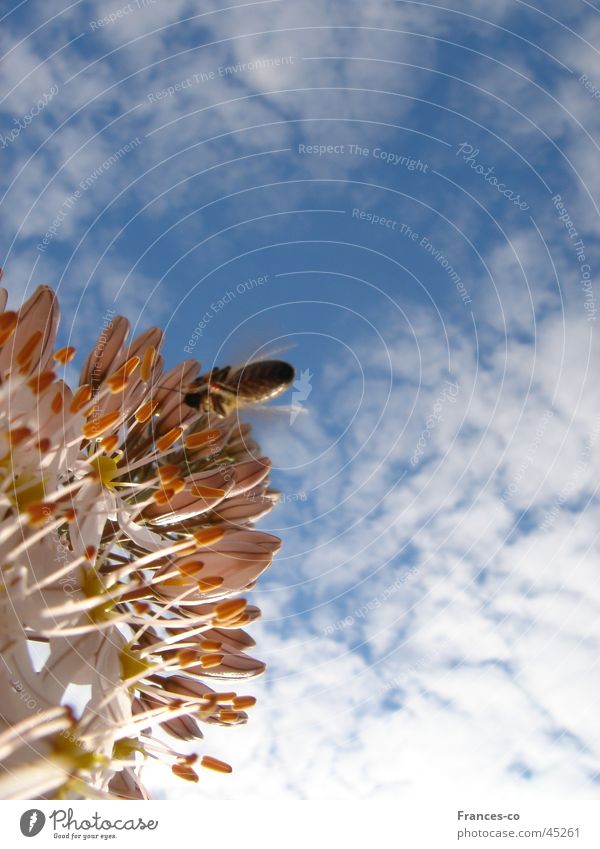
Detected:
[{"left": 231, "top": 360, "right": 295, "bottom": 402}]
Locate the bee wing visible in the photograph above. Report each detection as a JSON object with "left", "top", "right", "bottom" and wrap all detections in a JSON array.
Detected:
[
  {"left": 252, "top": 404, "right": 308, "bottom": 416},
  {"left": 246, "top": 342, "right": 297, "bottom": 361}
]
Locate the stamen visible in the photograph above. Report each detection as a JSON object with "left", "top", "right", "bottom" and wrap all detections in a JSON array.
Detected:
[
  {"left": 111, "top": 539, "right": 206, "bottom": 583},
  {"left": 219, "top": 711, "right": 241, "bottom": 723},
  {"left": 26, "top": 501, "right": 56, "bottom": 527},
  {"left": 70, "top": 385, "right": 92, "bottom": 413},
  {"left": 16, "top": 330, "right": 43, "bottom": 367},
  {"left": 108, "top": 356, "right": 140, "bottom": 385},
  {"left": 172, "top": 763, "right": 199, "bottom": 782},
  {"left": 140, "top": 346, "right": 157, "bottom": 383},
  {"left": 135, "top": 399, "right": 159, "bottom": 423},
  {"left": 158, "top": 464, "right": 180, "bottom": 485},
  {"left": 198, "top": 577, "right": 224, "bottom": 592},
  {"left": 231, "top": 614, "right": 252, "bottom": 627},
  {"left": 159, "top": 478, "right": 186, "bottom": 496},
  {"left": 51, "top": 391, "right": 63, "bottom": 414},
  {"left": 200, "top": 654, "right": 223, "bottom": 669},
  {"left": 213, "top": 693, "right": 236, "bottom": 703},
  {"left": 184, "top": 429, "right": 222, "bottom": 449},
  {"left": 100, "top": 434, "right": 119, "bottom": 453},
  {"left": 120, "top": 586, "right": 153, "bottom": 602},
  {"left": 177, "top": 560, "right": 204, "bottom": 577},
  {"left": 27, "top": 370, "right": 55, "bottom": 394},
  {"left": 199, "top": 639, "right": 222, "bottom": 652},
  {"left": 0, "top": 311, "right": 18, "bottom": 347},
  {"left": 106, "top": 377, "right": 129, "bottom": 394},
  {"left": 177, "top": 649, "right": 198, "bottom": 667},
  {"left": 232, "top": 696, "right": 256, "bottom": 709},
  {"left": 156, "top": 427, "right": 183, "bottom": 452},
  {"left": 82, "top": 411, "right": 121, "bottom": 438},
  {"left": 193, "top": 528, "right": 225, "bottom": 547},
  {"left": 214, "top": 599, "right": 247, "bottom": 623},
  {"left": 200, "top": 755, "right": 232, "bottom": 774},
  {"left": 153, "top": 489, "right": 174, "bottom": 506},
  {"left": 188, "top": 484, "right": 226, "bottom": 499},
  {"left": 158, "top": 574, "right": 193, "bottom": 588},
  {"left": 52, "top": 346, "right": 76, "bottom": 365},
  {"left": 8, "top": 426, "right": 31, "bottom": 446},
  {"left": 137, "top": 625, "right": 210, "bottom": 658}
]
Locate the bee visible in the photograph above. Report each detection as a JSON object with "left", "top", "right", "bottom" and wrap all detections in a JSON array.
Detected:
[{"left": 164, "top": 359, "right": 295, "bottom": 418}]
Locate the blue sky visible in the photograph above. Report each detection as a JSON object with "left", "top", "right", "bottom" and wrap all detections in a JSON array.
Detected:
[{"left": 1, "top": 0, "right": 599, "bottom": 798}]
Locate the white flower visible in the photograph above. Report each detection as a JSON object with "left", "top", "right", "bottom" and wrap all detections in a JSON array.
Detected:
[{"left": 0, "top": 283, "right": 287, "bottom": 798}]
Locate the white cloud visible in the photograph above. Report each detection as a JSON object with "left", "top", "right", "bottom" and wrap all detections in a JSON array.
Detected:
[{"left": 137, "top": 286, "right": 600, "bottom": 798}]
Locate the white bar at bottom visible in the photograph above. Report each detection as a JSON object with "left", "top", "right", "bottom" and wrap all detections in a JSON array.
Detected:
[{"left": 0, "top": 799, "right": 598, "bottom": 848}]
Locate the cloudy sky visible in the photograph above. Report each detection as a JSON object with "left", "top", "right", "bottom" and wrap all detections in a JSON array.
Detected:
[{"left": 1, "top": 0, "right": 599, "bottom": 799}]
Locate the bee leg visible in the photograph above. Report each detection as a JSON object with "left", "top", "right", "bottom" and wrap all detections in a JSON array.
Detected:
[
  {"left": 212, "top": 395, "right": 228, "bottom": 417},
  {"left": 211, "top": 366, "right": 231, "bottom": 382},
  {"left": 208, "top": 380, "right": 232, "bottom": 394},
  {"left": 183, "top": 390, "right": 202, "bottom": 409}
]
